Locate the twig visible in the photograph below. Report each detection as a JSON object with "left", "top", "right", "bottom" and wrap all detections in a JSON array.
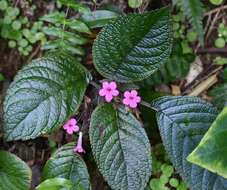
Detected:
[
  {"left": 206, "top": 10, "right": 220, "bottom": 40},
  {"left": 188, "top": 74, "right": 218, "bottom": 96},
  {"left": 26, "top": 44, "right": 41, "bottom": 63},
  {"left": 204, "top": 4, "right": 227, "bottom": 17},
  {"left": 197, "top": 47, "right": 227, "bottom": 54}
]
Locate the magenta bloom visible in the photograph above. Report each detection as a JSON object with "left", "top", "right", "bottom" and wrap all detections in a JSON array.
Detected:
[
  {"left": 74, "top": 132, "right": 85, "bottom": 154},
  {"left": 99, "top": 81, "right": 119, "bottom": 102},
  {"left": 63, "top": 118, "right": 79, "bottom": 135},
  {"left": 123, "top": 90, "right": 141, "bottom": 108}
]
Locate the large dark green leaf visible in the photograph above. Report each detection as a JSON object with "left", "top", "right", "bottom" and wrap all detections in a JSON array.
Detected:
[
  {"left": 187, "top": 106, "right": 227, "bottom": 179},
  {"left": 208, "top": 84, "right": 227, "bottom": 111},
  {"left": 4, "top": 52, "right": 91, "bottom": 141},
  {"left": 0, "top": 150, "right": 32, "bottom": 190},
  {"left": 89, "top": 104, "right": 152, "bottom": 190},
  {"left": 42, "top": 143, "right": 90, "bottom": 190},
  {"left": 93, "top": 7, "right": 172, "bottom": 83},
  {"left": 152, "top": 96, "right": 227, "bottom": 190}
]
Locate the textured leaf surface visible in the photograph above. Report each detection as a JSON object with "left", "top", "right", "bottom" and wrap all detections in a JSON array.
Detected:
[
  {"left": 141, "top": 41, "right": 195, "bottom": 87},
  {"left": 42, "top": 143, "right": 90, "bottom": 190},
  {"left": 0, "top": 150, "right": 32, "bottom": 190},
  {"left": 36, "top": 178, "right": 73, "bottom": 190},
  {"left": 89, "top": 104, "right": 152, "bottom": 190},
  {"left": 187, "top": 106, "right": 227, "bottom": 179},
  {"left": 153, "top": 96, "right": 227, "bottom": 190},
  {"left": 93, "top": 7, "right": 172, "bottom": 82},
  {"left": 208, "top": 84, "right": 227, "bottom": 110},
  {"left": 4, "top": 52, "right": 90, "bottom": 141}
]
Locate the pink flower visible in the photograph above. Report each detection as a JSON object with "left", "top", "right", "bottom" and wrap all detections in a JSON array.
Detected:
[
  {"left": 63, "top": 118, "right": 79, "bottom": 135},
  {"left": 123, "top": 90, "right": 141, "bottom": 108},
  {"left": 74, "top": 132, "right": 85, "bottom": 154},
  {"left": 99, "top": 81, "right": 119, "bottom": 102}
]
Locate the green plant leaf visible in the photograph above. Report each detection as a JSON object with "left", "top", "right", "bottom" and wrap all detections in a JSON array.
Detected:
[
  {"left": 3, "top": 52, "right": 91, "bottom": 141},
  {"left": 42, "top": 143, "right": 90, "bottom": 190},
  {"left": 89, "top": 104, "right": 152, "bottom": 190},
  {"left": 36, "top": 178, "right": 73, "bottom": 190},
  {"left": 174, "top": 0, "right": 204, "bottom": 46},
  {"left": 153, "top": 96, "right": 227, "bottom": 190},
  {"left": 0, "top": 150, "right": 32, "bottom": 190},
  {"left": 81, "top": 10, "right": 119, "bottom": 28},
  {"left": 59, "top": 0, "right": 90, "bottom": 14},
  {"left": 140, "top": 41, "right": 195, "bottom": 87},
  {"left": 66, "top": 19, "right": 91, "bottom": 34},
  {"left": 187, "top": 106, "right": 227, "bottom": 178},
  {"left": 93, "top": 7, "right": 172, "bottom": 83},
  {"left": 208, "top": 83, "right": 227, "bottom": 110},
  {"left": 128, "top": 0, "right": 143, "bottom": 8}
]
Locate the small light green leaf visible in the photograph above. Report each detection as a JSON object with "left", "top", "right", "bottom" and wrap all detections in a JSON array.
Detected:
[
  {"left": 41, "top": 12, "right": 66, "bottom": 24},
  {"left": 0, "top": 73, "right": 5, "bottom": 81},
  {"left": 42, "top": 143, "right": 90, "bottom": 190},
  {"left": 89, "top": 104, "right": 152, "bottom": 190},
  {"left": 128, "top": 0, "right": 143, "bottom": 8},
  {"left": 36, "top": 178, "right": 73, "bottom": 190},
  {"left": 59, "top": 0, "right": 90, "bottom": 14},
  {"left": 93, "top": 7, "right": 172, "bottom": 83},
  {"left": 3, "top": 52, "right": 91, "bottom": 141},
  {"left": 42, "top": 27, "right": 87, "bottom": 45},
  {"left": 153, "top": 96, "right": 227, "bottom": 190},
  {"left": 81, "top": 10, "right": 119, "bottom": 28},
  {"left": 66, "top": 19, "right": 91, "bottom": 34},
  {"left": 0, "top": 150, "right": 32, "bottom": 190},
  {"left": 187, "top": 106, "right": 227, "bottom": 179}
]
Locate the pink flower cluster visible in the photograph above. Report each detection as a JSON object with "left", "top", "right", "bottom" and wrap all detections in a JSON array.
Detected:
[
  {"left": 63, "top": 118, "right": 85, "bottom": 154},
  {"left": 99, "top": 81, "right": 141, "bottom": 108},
  {"left": 62, "top": 81, "right": 141, "bottom": 155}
]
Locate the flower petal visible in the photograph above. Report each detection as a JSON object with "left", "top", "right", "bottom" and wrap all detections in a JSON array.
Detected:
[
  {"left": 105, "top": 94, "right": 113, "bottom": 102},
  {"left": 109, "top": 81, "right": 117, "bottom": 89},
  {"left": 123, "top": 98, "right": 130, "bottom": 105},
  {"left": 112, "top": 89, "right": 119, "bottom": 96},
  {"left": 131, "top": 90, "right": 138, "bottom": 97},
  {"left": 129, "top": 101, "right": 137, "bottom": 108},
  {"left": 99, "top": 89, "right": 106, "bottom": 96},
  {"left": 103, "top": 81, "right": 109, "bottom": 89},
  {"left": 135, "top": 96, "right": 141, "bottom": 103},
  {"left": 68, "top": 118, "right": 77, "bottom": 125},
  {"left": 124, "top": 91, "right": 131, "bottom": 98},
  {"left": 72, "top": 125, "right": 80, "bottom": 132}
]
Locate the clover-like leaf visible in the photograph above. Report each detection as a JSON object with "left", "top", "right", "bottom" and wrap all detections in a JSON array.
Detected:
[
  {"left": 42, "top": 143, "right": 90, "bottom": 190},
  {"left": 93, "top": 7, "right": 172, "bottom": 83},
  {"left": 89, "top": 104, "right": 152, "bottom": 190},
  {"left": 187, "top": 106, "right": 227, "bottom": 179},
  {"left": 4, "top": 52, "right": 91, "bottom": 141},
  {"left": 153, "top": 96, "right": 227, "bottom": 190},
  {"left": 0, "top": 150, "right": 32, "bottom": 190}
]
